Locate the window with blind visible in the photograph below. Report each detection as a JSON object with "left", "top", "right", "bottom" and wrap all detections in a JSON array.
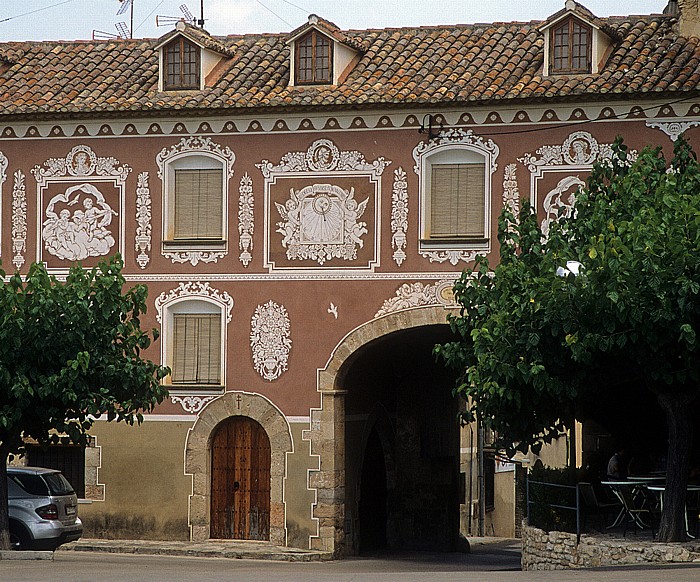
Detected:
[
  {"left": 173, "top": 168, "right": 224, "bottom": 240},
  {"left": 171, "top": 313, "right": 222, "bottom": 385},
  {"left": 551, "top": 18, "right": 591, "bottom": 74},
  {"left": 429, "top": 163, "right": 486, "bottom": 239},
  {"left": 164, "top": 37, "right": 201, "bottom": 90},
  {"left": 295, "top": 31, "right": 332, "bottom": 84}
]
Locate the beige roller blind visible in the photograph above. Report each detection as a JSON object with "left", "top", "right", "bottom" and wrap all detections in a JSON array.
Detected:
[
  {"left": 174, "top": 169, "right": 223, "bottom": 239},
  {"left": 172, "top": 313, "right": 221, "bottom": 385},
  {"left": 430, "top": 163, "right": 485, "bottom": 238}
]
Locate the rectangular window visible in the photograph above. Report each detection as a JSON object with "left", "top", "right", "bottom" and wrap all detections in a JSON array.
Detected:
[
  {"left": 430, "top": 163, "right": 485, "bottom": 239},
  {"left": 174, "top": 169, "right": 223, "bottom": 240},
  {"left": 551, "top": 18, "right": 591, "bottom": 74},
  {"left": 172, "top": 313, "right": 221, "bottom": 385},
  {"left": 295, "top": 31, "right": 332, "bottom": 84},
  {"left": 164, "top": 37, "right": 201, "bottom": 90}
]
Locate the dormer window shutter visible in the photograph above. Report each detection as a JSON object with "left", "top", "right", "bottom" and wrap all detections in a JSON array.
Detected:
[
  {"left": 164, "top": 36, "right": 201, "bottom": 90},
  {"left": 295, "top": 30, "right": 332, "bottom": 84}
]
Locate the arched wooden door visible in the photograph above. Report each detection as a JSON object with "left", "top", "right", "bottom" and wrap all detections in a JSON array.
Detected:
[{"left": 210, "top": 417, "right": 271, "bottom": 540}]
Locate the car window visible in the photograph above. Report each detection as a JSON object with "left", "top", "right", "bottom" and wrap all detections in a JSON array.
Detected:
[
  {"left": 9, "top": 474, "right": 49, "bottom": 496},
  {"left": 43, "top": 472, "right": 74, "bottom": 496}
]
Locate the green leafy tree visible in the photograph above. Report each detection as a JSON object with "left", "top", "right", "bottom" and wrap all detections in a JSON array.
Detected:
[
  {"left": 0, "top": 256, "right": 169, "bottom": 550},
  {"left": 437, "top": 138, "right": 700, "bottom": 541}
]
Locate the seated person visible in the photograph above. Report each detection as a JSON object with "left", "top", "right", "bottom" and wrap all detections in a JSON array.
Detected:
[{"left": 607, "top": 448, "right": 627, "bottom": 480}]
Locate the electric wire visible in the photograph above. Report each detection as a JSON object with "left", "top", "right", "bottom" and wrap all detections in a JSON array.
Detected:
[{"left": 0, "top": 0, "right": 78, "bottom": 24}]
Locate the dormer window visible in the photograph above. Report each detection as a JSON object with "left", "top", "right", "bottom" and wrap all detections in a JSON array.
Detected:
[
  {"left": 295, "top": 30, "right": 332, "bottom": 84},
  {"left": 551, "top": 17, "right": 591, "bottom": 74},
  {"left": 164, "top": 36, "right": 201, "bottom": 90}
]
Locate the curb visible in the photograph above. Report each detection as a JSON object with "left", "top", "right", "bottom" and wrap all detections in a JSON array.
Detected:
[{"left": 0, "top": 550, "right": 54, "bottom": 561}]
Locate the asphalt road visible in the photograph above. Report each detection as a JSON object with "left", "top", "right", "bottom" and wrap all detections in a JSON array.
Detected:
[{"left": 1, "top": 542, "right": 699, "bottom": 582}]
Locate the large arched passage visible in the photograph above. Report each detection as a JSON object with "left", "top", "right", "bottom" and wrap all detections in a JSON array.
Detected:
[{"left": 308, "top": 306, "right": 461, "bottom": 555}]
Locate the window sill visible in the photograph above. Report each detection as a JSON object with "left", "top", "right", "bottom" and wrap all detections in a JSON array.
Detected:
[
  {"left": 420, "top": 238, "right": 489, "bottom": 249},
  {"left": 166, "top": 385, "right": 225, "bottom": 396},
  {"left": 162, "top": 239, "right": 227, "bottom": 251}
]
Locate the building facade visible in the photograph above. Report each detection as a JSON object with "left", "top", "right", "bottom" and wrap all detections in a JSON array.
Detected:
[{"left": 2, "top": 1, "right": 700, "bottom": 554}]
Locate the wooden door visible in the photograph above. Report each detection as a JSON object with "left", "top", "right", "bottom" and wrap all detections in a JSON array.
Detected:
[{"left": 210, "top": 417, "right": 271, "bottom": 540}]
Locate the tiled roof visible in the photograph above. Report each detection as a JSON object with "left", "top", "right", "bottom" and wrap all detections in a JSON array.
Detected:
[{"left": 0, "top": 12, "right": 697, "bottom": 119}]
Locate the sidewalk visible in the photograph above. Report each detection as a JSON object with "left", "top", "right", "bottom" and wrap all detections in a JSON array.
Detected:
[{"left": 59, "top": 538, "right": 334, "bottom": 562}]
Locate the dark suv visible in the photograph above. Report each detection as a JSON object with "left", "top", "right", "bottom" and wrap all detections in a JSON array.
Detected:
[{"left": 7, "top": 466, "right": 83, "bottom": 550}]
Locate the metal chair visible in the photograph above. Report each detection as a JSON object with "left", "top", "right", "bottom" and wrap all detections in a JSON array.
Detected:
[
  {"left": 617, "top": 485, "right": 656, "bottom": 537},
  {"left": 578, "top": 482, "right": 621, "bottom": 532}
]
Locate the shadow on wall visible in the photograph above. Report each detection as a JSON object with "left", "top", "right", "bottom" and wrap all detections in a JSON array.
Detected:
[{"left": 82, "top": 514, "right": 189, "bottom": 541}]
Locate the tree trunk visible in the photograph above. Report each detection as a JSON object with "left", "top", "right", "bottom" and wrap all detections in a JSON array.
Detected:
[
  {"left": 656, "top": 392, "right": 693, "bottom": 542},
  {"left": 0, "top": 445, "right": 10, "bottom": 550}
]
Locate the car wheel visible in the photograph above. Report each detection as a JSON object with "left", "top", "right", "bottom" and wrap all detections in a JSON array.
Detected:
[{"left": 9, "top": 522, "right": 29, "bottom": 551}]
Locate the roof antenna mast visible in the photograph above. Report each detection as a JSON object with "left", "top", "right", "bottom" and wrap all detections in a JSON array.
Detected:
[
  {"left": 116, "top": 0, "right": 134, "bottom": 39},
  {"left": 198, "top": 0, "right": 205, "bottom": 28}
]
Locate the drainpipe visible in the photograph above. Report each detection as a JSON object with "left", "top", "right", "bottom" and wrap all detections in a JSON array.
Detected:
[{"left": 477, "top": 417, "right": 485, "bottom": 537}]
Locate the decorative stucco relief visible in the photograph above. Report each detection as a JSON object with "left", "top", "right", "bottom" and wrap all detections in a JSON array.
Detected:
[
  {"left": 154, "top": 281, "right": 234, "bottom": 324},
  {"left": 238, "top": 173, "right": 254, "bottom": 267},
  {"left": 257, "top": 138, "right": 390, "bottom": 178},
  {"left": 42, "top": 183, "right": 118, "bottom": 261},
  {"left": 502, "top": 163, "right": 519, "bottom": 218},
  {"left": 275, "top": 183, "right": 369, "bottom": 264},
  {"left": 32, "top": 145, "right": 129, "bottom": 268},
  {"left": 171, "top": 395, "right": 216, "bottom": 414},
  {"left": 250, "top": 300, "right": 291, "bottom": 382},
  {"left": 519, "top": 131, "right": 637, "bottom": 228},
  {"left": 135, "top": 172, "right": 151, "bottom": 269},
  {"left": 12, "top": 170, "right": 27, "bottom": 270},
  {"left": 647, "top": 119, "right": 700, "bottom": 142},
  {"left": 157, "top": 136, "right": 236, "bottom": 267},
  {"left": 374, "top": 280, "right": 458, "bottom": 318},
  {"left": 391, "top": 167, "right": 408, "bottom": 266},
  {"left": 413, "top": 128, "right": 499, "bottom": 175}
]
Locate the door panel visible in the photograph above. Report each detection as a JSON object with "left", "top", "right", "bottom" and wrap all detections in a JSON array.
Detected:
[{"left": 210, "top": 417, "right": 271, "bottom": 540}]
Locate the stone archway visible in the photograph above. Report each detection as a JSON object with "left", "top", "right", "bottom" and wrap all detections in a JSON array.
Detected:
[
  {"left": 308, "top": 305, "right": 457, "bottom": 555},
  {"left": 185, "top": 391, "right": 293, "bottom": 544}
]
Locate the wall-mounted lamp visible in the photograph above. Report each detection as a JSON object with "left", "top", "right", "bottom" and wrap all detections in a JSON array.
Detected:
[{"left": 418, "top": 114, "right": 442, "bottom": 140}]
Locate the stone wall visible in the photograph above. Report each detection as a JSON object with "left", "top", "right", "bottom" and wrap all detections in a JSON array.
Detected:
[{"left": 522, "top": 523, "right": 700, "bottom": 570}]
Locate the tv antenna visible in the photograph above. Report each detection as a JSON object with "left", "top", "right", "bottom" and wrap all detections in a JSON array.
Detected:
[
  {"left": 92, "top": 21, "right": 131, "bottom": 40},
  {"left": 156, "top": 4, "right": 197, "bottom": 27},
  {"left": 116, "top": 0, "right": 133, "bottom": 39}
]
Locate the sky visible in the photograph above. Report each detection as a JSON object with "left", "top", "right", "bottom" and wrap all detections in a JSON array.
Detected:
[{"left": 0, "top": 0, "right": 668, "bottom": 42}]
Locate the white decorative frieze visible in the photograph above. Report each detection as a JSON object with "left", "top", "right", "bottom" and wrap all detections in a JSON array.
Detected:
[
  {"left": 647, "top": 119, "right": 700, "bottom": 142},
  {"left": 238, "top": 173, "right": 254, "bottom": 267},
  {"left": 171, "top": 395, "right": 216, "bottom": 414},
  {"left": 257, "top": 138, "right": 390, "bottom": 178},
  {"left": 42, "top": 183, "right": 118, "bottom": 261},
  {"left": 412, "top": 128, "right": 499, "bottom": 175},
  {"left": 135, "top": 172, "right": 151, "bottom": 269},
  {"left": 275, "top": 183, "right": 369, "bottom": 265},
  {"left": 155, "top": 281, "right": 234, "bottom": 324},
  {"left": 250, "top": 300, "right": 291, "bottom": 382},
  {"left": 420, "top": 249, "right": 480, "bottom": 266},
  {"left": 164, "top": 251, "right": 226, "bottom": 267},
  {"left": 33, "top": 144, "right": 130, "bottom": 182},
  {"left": 391, "top": 167, "right": 408, "bottom": 266},
  {"left": 11, "top": 170, "right": 27, "bottom": 270},
  {"left": 374, "top": 280, "right": 458, "bottom": 318}
]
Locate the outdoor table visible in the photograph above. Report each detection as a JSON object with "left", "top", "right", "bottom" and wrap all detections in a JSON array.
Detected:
[
  {"left": 601, "top": 481, "right": 649, "bottom": 529},
  {"left": 647, "top": 484, "right": 700, "bottom": 538}
]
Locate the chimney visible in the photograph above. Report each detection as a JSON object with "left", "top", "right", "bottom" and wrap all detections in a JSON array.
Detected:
[{"left": 678, "top": 0, "right": 700, "bottom": 38}]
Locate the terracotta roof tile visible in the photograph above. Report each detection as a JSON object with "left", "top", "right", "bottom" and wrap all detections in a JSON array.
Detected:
[{"left": 0, "top": 13, "right": 696, "bottom": 119}]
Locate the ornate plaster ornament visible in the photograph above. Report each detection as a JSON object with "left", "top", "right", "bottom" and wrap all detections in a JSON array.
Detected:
[
  {"left": 135, "top": 172, "right": 151, "bottom": 269},
  {"left": 328, "top": 302, "right": 338, "bottom": 319},
  {"left": 646, "top": 119, "right": 700, "bottom": 142},
  {"left": 33, "top": 144, "right": 130, "bottom": 182},
  {"left": 165, "top": 251, "right": 226, "bottom": 267},
  {"left": 0, "top": 151, "right": 7, "bottom": 256},
  {"left": 171, "top": 395, "right": 216, "bottom": 414},
  {"left": 257, "top": 138, "right": 390, "bottom": 178},
  {"left": 541, "top": 176, "right": 584, "bottom": 237},
  {"left": 32, "top": 145, "right": 129, "bottom": 268},
  {"left": 154, "top": 281, "right": 234, "bottom": 324},
  {"left": 156, "top": 136, "right": 236, "bottom": 180},
  {"left": 391, "top": 167, "right": 409, "bottom": 266},
  {"left": 275, "top": 183, "right": 369, "bottom": 264},
  {"left": 374, "top": 280, "right": 458, "bottom": 318},
  {"left": 250, "top": 300, "right": 291, "bottom": 382},
  {"left": 413, "top": 129, "right": 499, "bottom": 266},
  {"left": 502, "top": 163, "right": 520, "bottom": 219},
  {"left": 238, "top": 173, "right": 254, "bottom": 267},
  {"left": 42, "top": 183, "right": 118, "bottom": 261},
  {"left": 11, "top": 170, "right": 27, "bottom": 270}
]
